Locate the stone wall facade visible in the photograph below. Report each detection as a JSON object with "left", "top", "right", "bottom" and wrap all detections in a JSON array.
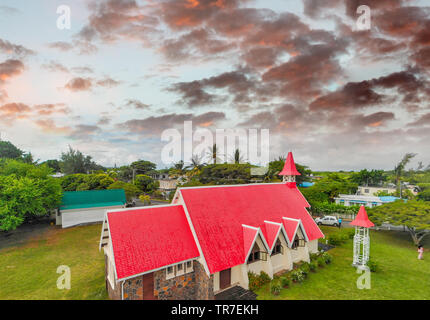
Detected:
[
  {"left": 123, "top": 278, "right": 143, "bottom": 300},
  {"left": 106, "top": 260, "right": 215, "bottom": 300},
  {"left": 154, "top": 261, "right": 214, "bottom": 300}
]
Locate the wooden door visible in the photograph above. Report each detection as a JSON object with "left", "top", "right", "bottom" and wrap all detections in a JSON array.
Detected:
[
  {"left": 220, "top": 268, "right": 231, "bottom": 290},
  {"left": 142, "top": 273, "right": 156, "bottom": 300}
]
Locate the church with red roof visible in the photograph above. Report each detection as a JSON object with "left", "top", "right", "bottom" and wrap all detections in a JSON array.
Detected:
[{"left": 99, "top": 152, "right": 324, "bottom": 300}]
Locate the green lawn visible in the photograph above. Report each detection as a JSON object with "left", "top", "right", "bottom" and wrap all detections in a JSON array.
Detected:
[
  {"left": 256, "top": 226, "right": 430, "bottom": 300},
  {"left": 0, "top": 224, "right": 107, "bottom": 300}
]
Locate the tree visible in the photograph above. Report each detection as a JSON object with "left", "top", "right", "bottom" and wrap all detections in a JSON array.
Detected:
[
  {"left": 207, "top": 144, "right": 221, "bottom": 164},
  {"left": 186, "top": 154, "right": 205, "bottom": 177},
  {"left": 60, "top": 173, "right": 115, "bottom": 191},
  {"left": 134, "top": 174, "right": 158, "bottom": 193},
  {"left": 394, "top": 153, "right": 417, "bottom": 196},
  {"left": 0, "top": 141, "right": 24, "bottom": 159},
  {"left": 130, "top": 160, "right": 157, "bottom": 175},
  {"left": 107, "top": 181, "right": 140, "bottom": 202},
  {"left": 229, "top": 148, "right": 246, "bottom": 164},
  {"left": 0, "top": 160, "right": 62, "bottom": 231},
  {"left": 418, "top": 189, "right": 430, "bottom": 201},
  {"left": 170, "top": 160, "right": 186, "bottom": 177},
  {"left": 41, "top": 160, "right": 61, "bottom": 172},
  {"left": 350, "top": 169, "right": 387, "bottom": 186},
  {"left": 60, "top": 146, "right": 102, "bottom": 174},
  {"left": 368, "top": 200, "right": 430, "bottom": 246}
]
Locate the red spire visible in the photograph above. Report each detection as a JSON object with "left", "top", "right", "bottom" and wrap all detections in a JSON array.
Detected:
[
  {"left": 279, "top": 152, "right": 301, "bottom": 176},
  {"left": 350, "top": 206, "right": 374, "bottom": 228}
]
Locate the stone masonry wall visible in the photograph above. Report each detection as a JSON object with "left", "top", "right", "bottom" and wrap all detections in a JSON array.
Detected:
[
  {"left": 106, "top": 260, "right": 215, "bottom": 300},
  {"left": 123, "top": 277, "right": 143, "bottom": 300},
  {"left": 154, "top": 261, "right": 214, "bottom": 300}
]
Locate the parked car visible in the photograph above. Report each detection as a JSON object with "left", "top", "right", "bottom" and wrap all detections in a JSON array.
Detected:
[{"left": 315, "top": 215, "right": 339, "bottom": 227}]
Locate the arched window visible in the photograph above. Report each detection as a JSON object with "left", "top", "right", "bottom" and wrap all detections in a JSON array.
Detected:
[
  {"left": 271, "top": 239, "right": 283, "bottom": 256},
  {"left": 247, "top": 243, "right": 267, "bottom": 263}
]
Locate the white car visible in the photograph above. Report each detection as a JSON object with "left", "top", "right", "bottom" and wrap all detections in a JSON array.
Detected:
[{"left": 315, "top": 216, "right": 339, "bottom": 227}]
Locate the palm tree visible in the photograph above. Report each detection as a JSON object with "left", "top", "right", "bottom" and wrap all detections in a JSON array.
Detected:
[
  {"left": 229, "top": 148, "right": 247, "bottom": 164},
  {"left": 186, "top": 154, "right": 206, "bottom": 177},
  {"left": 170, "top": 160, "right": 186, "bottom": 177},
  {"left": 207, "top": 144, "right": 221, "bottom": 164},
  {"left": 394, "top": 153, "right": 417, "bottom": 197}
]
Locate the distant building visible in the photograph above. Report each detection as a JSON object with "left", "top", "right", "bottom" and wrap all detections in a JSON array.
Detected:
[
  {"left": 152, "top": 173, "right": 178, "bottom": 199},
  {"left": 357, "top": 186, "right": 397, "bottom": 196},
  {"left": 334, "top": 194, "right": 399, "bottom": 208},
  {"left": 357, "top": 183, "right": 419, "bottom": 196}
]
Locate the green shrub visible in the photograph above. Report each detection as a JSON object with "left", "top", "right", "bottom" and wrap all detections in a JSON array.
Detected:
[
  {"left": 345, "top": 228, "right": 355, "bottom": 239},
  {"left": 280, "top": 276, "right": 291, "bottom": 288},
  {"left": 248, "top": 271, "right": 272, "bottom": 292},
  {"left": 367, "top": 260, "right": 379, "bottom": 272},
  {"left": 270, "top": 281, "right": 282, "bottom": 295},
  {"left": 327, "top": 232, "right": 349, "bottom": 246},
  {"left": 310, "top": 252, "right": 320, "bottom": 261},
  {"left": 259, "top": 271, "right": 271, "bottom": 284},
  {"left": 317, "top": 257, "right": 325, "bottom": 267},
  {"left": 309, "top": 261, "right": 317, "bottom": 272},
  {"left": 322, "top": 252, "right": 333, "bottom": 264},
  {"left": 300, "top": 262, "right": 310, "bottom": 276},
  {"left": 291, "top": 269, "right": 305, "bottom": 283}
]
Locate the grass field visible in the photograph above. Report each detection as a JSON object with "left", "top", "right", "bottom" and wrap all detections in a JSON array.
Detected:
[
  {"left": 0, "top": 224, "right": 107, "bottom": 300},
  {"left": 0, "top": 223, "right": 429, "bottom": 300},
  {"left": 256, "top": 226, "right": 430, "bottom": 300}
]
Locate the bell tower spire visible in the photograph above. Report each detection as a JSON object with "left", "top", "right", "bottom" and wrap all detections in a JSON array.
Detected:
[{"left": 279, "top": 152, "right": 301, "bottom": 183}]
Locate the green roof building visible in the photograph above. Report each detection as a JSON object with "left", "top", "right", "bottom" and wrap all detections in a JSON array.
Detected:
[{"left": 56, "top": 189, "right": 127, "bottom": 228}]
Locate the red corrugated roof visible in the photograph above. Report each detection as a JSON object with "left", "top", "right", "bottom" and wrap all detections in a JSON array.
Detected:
[
  {"left": 279, "top": 152, "right": 301, "bottom": 176},
  {"left": 107, "top": 205, "right": 200, "bottom": 280},
  {"left": 350, "top": 206, "right": 374, "bottom": 228},
  {"left": 180, "top": 183, "right": 324, "bottom": 274},
  {"left": 263, "top": 222, "right": 282, "bottom": 250},
  {"left": 242, "top": 225, "right": 258, "bottom": 262},
  {"left": 282, "top": 218, "right": 300, "bottom": 243}
]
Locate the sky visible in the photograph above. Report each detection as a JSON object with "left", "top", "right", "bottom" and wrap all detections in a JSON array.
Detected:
[{"left": 0, "top": 0, "right": 429, "bottom": 171}]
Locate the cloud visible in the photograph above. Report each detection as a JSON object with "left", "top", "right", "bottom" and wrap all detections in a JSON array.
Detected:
[
  {"left": 407, "top": 113, "right": 430, "bottom": 127},
  {"left": 41, "top": 61, "right": 69, "bottom": 73},
  {"left": 117, "top": 111, "right": 226, "bottom": 135},
  {"left": 34, "top": 119, "right": 72, "bottom": 134},
  {"left": 47, "top": 41, "right": 74, "bottom": 51},
  {"left": 0, "top": 59, "right": 24, "bottom": 82},
  {"left": 124, "top": 99, "right": 150, "bottom": 109},
  {"left": 97, "top": 77, "right": 122, "bottom": 87},
  {"left": 0, "top": 6, "right": 20, "bottom": 15},
  {"left": 0, "top": 102, "right": 31, "bottom": 115},
  {"left": 64, "top": 77, "right": 93, "bottom": 91},
  {"left": 34, "top": 104, "right": 71, "bottom": 116},
  {"left": 0, "top": 38, "right": 35, "bottom": 58},
  {"left": 69, "top": 124, "right": 102, "bottom": 140}
]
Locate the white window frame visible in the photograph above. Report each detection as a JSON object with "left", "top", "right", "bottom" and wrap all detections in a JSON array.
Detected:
[
  {"left": 166, "top": 266, "right": 175, "bottom": 280},
  {"left": 185, "top": 261, "right": 193, "bottom": 273},
  {"left": 176, "top": 263, "right": 185, "bottom": 276}
]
